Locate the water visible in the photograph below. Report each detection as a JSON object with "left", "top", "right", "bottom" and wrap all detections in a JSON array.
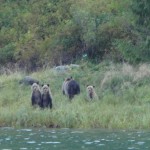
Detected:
[{"left": 0, "top": 127, "right": 150, "bottom": 150}]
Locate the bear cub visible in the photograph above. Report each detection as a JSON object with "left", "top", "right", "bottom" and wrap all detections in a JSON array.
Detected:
[
  {"left": 31, "top": 82, "right": 42, "bottom": 108},
  {"left": 86, "top": 85, "right": 98, "bottom": 100},
  {"left": 41, "top": 84, "right": 53, "bottom": 109}
]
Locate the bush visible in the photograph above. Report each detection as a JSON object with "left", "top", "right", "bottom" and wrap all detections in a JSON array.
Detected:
[
  {"left": 0, "top": 43, "right": 16, "bottom": 64},
  {"left": 113, "top": 39, "right": 150, "bottom": 64}
]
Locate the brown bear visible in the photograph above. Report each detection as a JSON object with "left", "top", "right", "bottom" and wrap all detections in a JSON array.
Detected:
[
  {"left": 31, "top": 82, "right": 42, "bottom": 107},
  {"left": 62, "top": 77, "right": 72, "bottom": 96},
  {"left": 62, "top": 77, "right": 80, "bottom": 100},
  {"left": 41, "top": 84, "right": 53, "bottom": 109},
  {"left": 86, "top": 85, "right": 98, "bottom": 100}
]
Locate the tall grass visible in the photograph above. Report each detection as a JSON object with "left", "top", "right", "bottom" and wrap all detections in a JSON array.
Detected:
[{"left": 1, "top": 61, "right": 150, "bottom": 129}]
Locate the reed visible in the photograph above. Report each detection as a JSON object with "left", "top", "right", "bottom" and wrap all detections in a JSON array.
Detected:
[{"left": 0, "top": 61, "right": 150, "bottom": 129}]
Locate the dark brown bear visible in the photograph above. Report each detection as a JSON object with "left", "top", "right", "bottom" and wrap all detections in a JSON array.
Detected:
[
  {"left": 41, "top": 84, "right": 53, "bottom": 109},
  {"left": 31, "top": 83, "right": 42, "bottom": 108},
  {"left": 62, "top": 77, "right": 80, "bottom": 100}
]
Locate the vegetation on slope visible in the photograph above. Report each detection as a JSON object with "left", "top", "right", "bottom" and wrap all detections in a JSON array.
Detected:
[
  {"left": 0, "top": 0, "right": 150, "bottom": 71},
  {"left": 1, "top": 62, "right": 150, "bottom": 129}
]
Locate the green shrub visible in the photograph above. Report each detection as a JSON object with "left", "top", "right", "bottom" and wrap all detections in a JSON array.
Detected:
[{"left": 0, "top": 43, "right": 16, "bottom": 64}]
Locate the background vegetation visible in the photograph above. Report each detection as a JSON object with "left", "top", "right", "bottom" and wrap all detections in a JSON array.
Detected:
[{"left": 0, "top": 0, "right": 150, "bottom": 71}]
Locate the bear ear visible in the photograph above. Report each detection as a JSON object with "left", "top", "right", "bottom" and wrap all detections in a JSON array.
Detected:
[
  {"left": 93, "top": 86, "right": 95, "bottom": 88},
  {"left": 42, "top": 84, "right": 44, "bottom": 87},
  {"left": 47, "top": 84, "right": 49, "bottom": 87},
  {"left": 70, "top": 76, "right": 73, "bottom": 79},
  {"left": 86, "top": 85, "right": 89, "bottom": 87}
]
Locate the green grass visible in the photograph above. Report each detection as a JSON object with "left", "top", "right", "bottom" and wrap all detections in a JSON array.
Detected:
[{"left": 1, "top": 61, "right": 150, "bottom": 129}]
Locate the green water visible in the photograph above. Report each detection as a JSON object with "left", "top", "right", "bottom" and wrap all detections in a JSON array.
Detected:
[{"left": 0, "top": 127, "right": 150, "bottom": 150}]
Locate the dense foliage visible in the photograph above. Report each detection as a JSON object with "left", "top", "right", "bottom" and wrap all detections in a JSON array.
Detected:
[{"left": 0, "top": 0, "right": 150, "bottom": 71}]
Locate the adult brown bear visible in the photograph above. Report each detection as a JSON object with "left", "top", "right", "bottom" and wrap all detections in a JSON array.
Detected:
[{"left": 62, "top": 77, "right": 80, "bottom": 100}]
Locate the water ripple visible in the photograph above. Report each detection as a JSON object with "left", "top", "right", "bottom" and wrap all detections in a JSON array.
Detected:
[
  {"left": 41, "top": 141, "right": 61, "bottom": 144},
  {"left": 136, "top": 141, "right": 145, "bottom": 145},
  {"left": 18, "top": 129, "right": 32, "bottom": 132},
  {"left": 128, "top": 147, "right": 139, "bottom": 150},
  {"left": 85, "top": 142, "right": 93, "bottom": 145},
  {"left": 27, "top": 141, "right": 36, "bottom": 144},
  {"left": 94, "top": 140, "right": 100, "bottom": 143},
  {"left": 98, "top": 144, "right": 105, "bottom": 146},
  {"left": 0, "top": 128, "right": 150, "bottom": 150}
]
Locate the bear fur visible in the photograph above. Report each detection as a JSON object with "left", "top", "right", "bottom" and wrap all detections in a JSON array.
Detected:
[
  {"left": 31, "top": 83, "right": 42, "bottom": 107},
  {"left": 86, "top": 85, "right": 98, "bottom": 100},
  {"left": 62, "top": 77, "right": 72, "bottom": 96},
  {"left": 62, "top": 77, "right": 80, "bottom": 100},
  {"left": 41, "top": 84, "right": 53, "bottom": 109}
]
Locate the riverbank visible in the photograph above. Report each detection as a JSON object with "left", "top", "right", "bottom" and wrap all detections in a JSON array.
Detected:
[{"left": 0, "top": 61, "right": 150, "bottom": 129}]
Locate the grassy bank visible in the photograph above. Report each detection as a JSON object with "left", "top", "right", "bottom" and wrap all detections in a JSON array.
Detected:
[{"left": 0, "top": 61, "right": 150, "bottom": 129}]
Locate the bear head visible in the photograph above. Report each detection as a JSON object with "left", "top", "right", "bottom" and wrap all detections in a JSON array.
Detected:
[
  {"left": 31, "top": 83, "right": 40, "bottom": 92},
  {"left": 42, "top": 84, "right": 50, "bottom": 94},
  {"left": 86, "top": 85, "right": 95, "bottom": 98}
]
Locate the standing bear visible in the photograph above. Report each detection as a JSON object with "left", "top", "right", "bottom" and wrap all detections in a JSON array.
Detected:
[
  {"left": 41, "top": 84, "right": 53, "bottom": 109},
  {"left": 62, "top": 77, "right": 80, "bottom": 100},
  {"left": 31, "top": 82, "right": 42, "bottom": 108},
  {"left": 86, "top": 85, "right": 98, "bottom": 101}
]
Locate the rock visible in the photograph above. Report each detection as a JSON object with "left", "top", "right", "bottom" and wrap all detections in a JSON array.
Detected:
[
  {"left": 53, "top": 64, "right": 80, "bottom": 73},
  {"left": 54, "top": 65, "right": 71, "bottom": 73},
  {"left": 70, "top": 64, "right": 80, "bottom": 68},
  {"left": 19, "top": 76, "right": 39, "bottom": 85}
]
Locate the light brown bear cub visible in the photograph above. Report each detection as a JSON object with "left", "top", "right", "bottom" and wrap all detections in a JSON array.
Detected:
[
  {"left": 41, "top": 84, "right": 53, "bottom": 109},
  {"left": 86, "top": 85, "right": 98, "bottom": 100},
  {"left": 31, "top": 82, "right": 42, "bottom": 108}
]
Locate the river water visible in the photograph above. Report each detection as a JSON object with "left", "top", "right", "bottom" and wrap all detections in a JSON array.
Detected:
[{"left": 0, "top": 127, "right": 150, "bottom": 150}]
